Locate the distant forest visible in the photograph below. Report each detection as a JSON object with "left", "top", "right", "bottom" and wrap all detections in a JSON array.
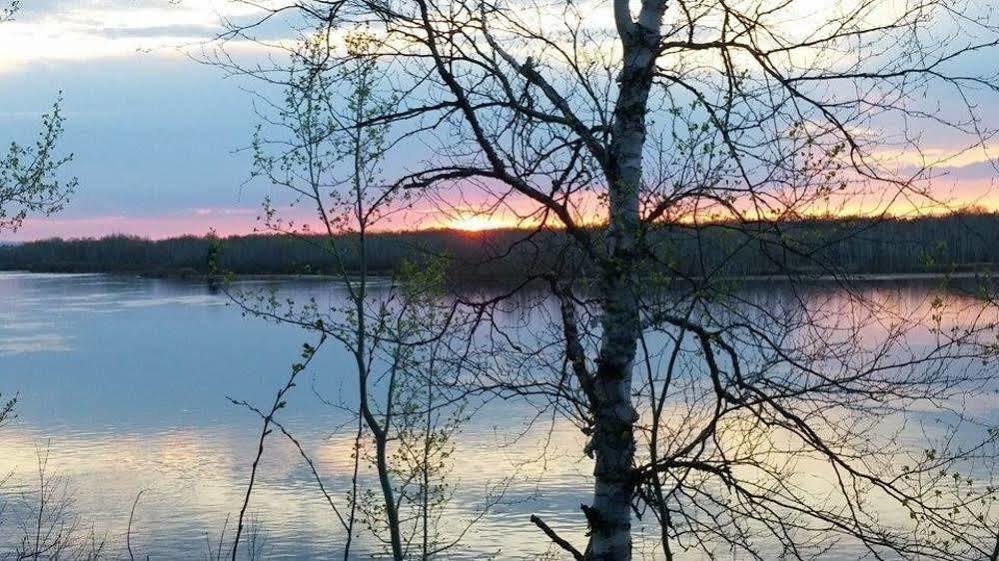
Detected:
[{"left": 2, "top": 212, "right": 998, "bottom": 280}]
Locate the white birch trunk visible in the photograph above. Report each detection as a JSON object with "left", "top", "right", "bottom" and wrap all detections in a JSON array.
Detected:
[{"left": 587, "top": 3, "right": 664, "bottom": 559}]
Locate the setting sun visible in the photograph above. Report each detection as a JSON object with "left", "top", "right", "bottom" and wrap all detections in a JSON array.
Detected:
[{"left": 443, "top": 212, "right": 524, "bottom": 232}]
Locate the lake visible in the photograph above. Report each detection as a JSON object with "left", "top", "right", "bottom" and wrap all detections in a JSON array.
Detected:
[{"left": 0, "top": 272, "right": 996, "bottom": 560}]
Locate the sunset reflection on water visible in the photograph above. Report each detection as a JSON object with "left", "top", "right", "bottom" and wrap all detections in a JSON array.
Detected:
[{"left": 0, "top": 273, "right": 996, "bottom": 559}]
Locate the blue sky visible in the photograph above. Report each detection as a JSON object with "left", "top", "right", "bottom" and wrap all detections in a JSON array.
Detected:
[
  {"left": 2, "top": 0, "right": 997, "bottom": 240},
  {"left": 0, "top": 1, "right": 273, "bottom": 240}
]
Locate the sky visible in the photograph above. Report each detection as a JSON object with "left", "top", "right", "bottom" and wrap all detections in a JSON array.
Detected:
[
  {"left": 1, "top": 0, "right": 997, "bottom": 241},
  {"left": 0, "top": 1, "right": 285, "bottom": 240}
]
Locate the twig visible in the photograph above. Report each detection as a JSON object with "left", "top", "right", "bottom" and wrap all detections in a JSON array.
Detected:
[
  {"left": 127, "top": 489, "right": 146, "bottom": 561},
  {"left": 230, "top": 336, "right": 326, "bottom": 561},
  {"left": 530, "top": 514, "right": 584, "bottom": 561}
]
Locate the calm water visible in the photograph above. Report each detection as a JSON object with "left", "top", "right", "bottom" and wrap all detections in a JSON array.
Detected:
[
  {"left": 0, "top": 272, "right": 995, "bottom": 559},
  {"left": 0, "top": 272, "right": 592, "bottom": 560}
]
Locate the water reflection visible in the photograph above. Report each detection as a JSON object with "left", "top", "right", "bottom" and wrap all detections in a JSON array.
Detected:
[{"left": 0, "top": 273, "right": 995, "bottom": 559}]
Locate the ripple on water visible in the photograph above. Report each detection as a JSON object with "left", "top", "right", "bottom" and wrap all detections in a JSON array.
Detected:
[{"left": 2, "top": 273, "right": 990, "bottom": 560}]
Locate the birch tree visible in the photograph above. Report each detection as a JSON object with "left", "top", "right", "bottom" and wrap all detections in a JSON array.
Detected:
[{"left": 218, "top": 0, "right": 999, "bottom": 559}]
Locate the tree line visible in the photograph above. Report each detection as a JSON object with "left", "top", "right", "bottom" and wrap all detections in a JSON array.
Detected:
[{"left": 3, "top": 211, "right": 999, "bottom": 280}]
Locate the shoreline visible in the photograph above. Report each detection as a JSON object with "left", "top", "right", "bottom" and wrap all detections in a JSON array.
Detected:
[{"left": 1, "top": 268, "right": 993, "bottom": 284}]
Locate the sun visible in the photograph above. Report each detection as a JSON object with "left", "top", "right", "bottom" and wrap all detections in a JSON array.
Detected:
[{"left": 445, "top": 213, "right": 520, "bottom": 232}]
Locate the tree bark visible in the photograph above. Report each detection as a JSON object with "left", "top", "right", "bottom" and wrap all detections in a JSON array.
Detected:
[{"left": 586, "top": 3, "right": 664, "bottom": 559}]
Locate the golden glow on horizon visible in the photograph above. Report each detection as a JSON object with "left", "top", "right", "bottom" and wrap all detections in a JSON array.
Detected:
[
  {"left": 444, "top": 213, "right": 525, "bottom": 232},
  {"left": 8, "top": 189, "right": 999, "bottom": 242}
]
